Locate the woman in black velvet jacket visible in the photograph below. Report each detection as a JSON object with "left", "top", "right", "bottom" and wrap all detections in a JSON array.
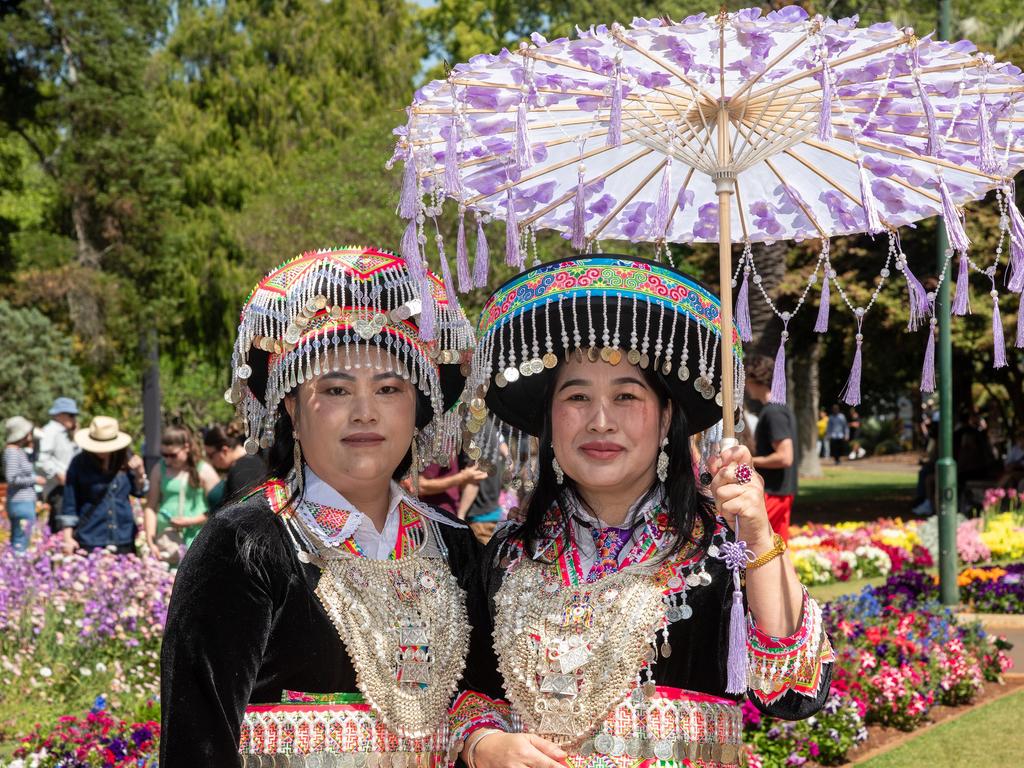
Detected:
[
  {"left": 459, "top": 257, "right": 835, "bottom": 768},
  {"left": 160, "top": 247, "right": 527, "bottom": 767}
]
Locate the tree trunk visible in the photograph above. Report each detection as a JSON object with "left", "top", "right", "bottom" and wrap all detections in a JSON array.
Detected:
[
  {"left": 66, "top": 194, "right": 107, "bottom": 359},
  {"left": 792, "top": 337, "right": 824, "bottom": 478}
]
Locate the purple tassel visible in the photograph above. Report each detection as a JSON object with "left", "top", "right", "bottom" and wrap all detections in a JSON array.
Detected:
[
  {"left": 920, "top": 85, "right": 939, "bottom": 156},
  {"left": 952, "top": 255, "right": 971, "bottom": 316},
  {"left": 903, "top": 260, "right": 931, "bottom": 330},
  {"left": 939, "top": 177, "right": 972, "bottom": 253},
  {"left": 818, "top": 62, "right": 833, "bottom": 142},
  {"left": 571, "top": 168, "right": 587, "bottom": 250},
  {"left": 505, "top": 189, "right": 522, "bottom": 268},
  {"left": 978, "top": 96, "right": 996, "bottom": 173},
  {"left": 841, "top": 329, "right": 864, "bottom": 406},
  {"left": 418, "top": 276, "right": 436, "bottom": 341},
  {"left": 444, "top": 118, "right": 462, "bottom": 197},
  {"left": 401, "top": 219, "right": 424, "bottom": 279},
  {"left": 921, "top": 320, "right": 937, "bottom": 393},
  {"left": 607, "top": 70, "right": 622, "bottom": 147},
  {"left": 725, "top": 566, "right": 748, "bottom": 694},
  {"left": 474, "top": 216, "right": 490, "bottom": 288},
  {"left": 515, "top": 100, "right": 532, "bottom": 170},
  {"left": 814, "top": 269, "right": 831, "bottom": 333},
  {"left": 399, "top": 156, "right": 419, "bottom": 219},
  {"left": 992, "top": 293, "right": 1007, "bottom": 368},
  {"left": 768, "top": 331, "right": 788, "bottom": 404},
  {"left": 438, "top": 247, "right": 459, "bottom": 309},
  {"left": 858, "top": 162, "right": 882, "bottom": 234},
  {"left": 653, "top": 160, "right": 673, "bottom": 238},
  {"left": 1007, "top": 192, "right": 1024, "bottom": 293},
  {"left": 735, "top": 269, "right": 753, "bottom": 343},
  {"left": 455, "top": 213, "right": 471, "bottom": 293},
  {"left": 1017, "top": 293, "right": 1024, "bottom": 348}
]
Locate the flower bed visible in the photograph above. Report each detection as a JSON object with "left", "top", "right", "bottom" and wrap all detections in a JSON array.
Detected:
[
  {"left": 789, "top": 519, "right": 934, "bottom": 585},
  {"left": 742, "top": 571, "right": 1013, "bottom": 766},
  {"left": 0, "top": 534, "right": 173, "bottom": 746},
  {"left": 6, "top": 696, "right": 158, "bottom": 767}
]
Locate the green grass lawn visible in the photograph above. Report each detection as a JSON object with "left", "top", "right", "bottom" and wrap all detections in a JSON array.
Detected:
[
  {"left": 858, "top": 688, "right": 1024, "bottom": 767},
  {"left": 797, "top": 467, "right": 917, "bottom": 504}
]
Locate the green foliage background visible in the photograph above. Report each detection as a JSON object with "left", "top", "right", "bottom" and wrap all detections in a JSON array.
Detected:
[{"left": 1, "top": 0, "right": 1022, "bottom": 432}]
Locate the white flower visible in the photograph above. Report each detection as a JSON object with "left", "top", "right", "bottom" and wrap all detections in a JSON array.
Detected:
[
  {"left": 95, "top": 662, "right": 108, "bottom": 673},
  {"left": 38, "top": 667, "right": 52, "bottom": 678},
  {"left": 79, "top": 666, "right": 92, "bottom": 677}
]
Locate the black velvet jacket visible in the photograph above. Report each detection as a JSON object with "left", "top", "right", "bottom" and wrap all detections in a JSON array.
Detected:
[
  {"left": 484, "top": 524, "right": 833, "bottom": 722},
  {"left": 159, "top": 492, "right": 503, "bottom": 767}
]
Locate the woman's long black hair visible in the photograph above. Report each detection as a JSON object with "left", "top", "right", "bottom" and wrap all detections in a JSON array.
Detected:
[{"left": 506, "top": 361, "right": 717, "bottom": 562}]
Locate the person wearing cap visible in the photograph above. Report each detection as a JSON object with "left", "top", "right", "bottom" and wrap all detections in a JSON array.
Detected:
[
  {"left": 160, "top": 247, "right": 512, "bottom": 767},
  {"left": 60, "top": 416, "right": 148, "bottom": 555},
  {"left": 463, "top": 257, "right": 833, "bottom": 768},
  {"left": 4, "top": 416, "right": 45, "bottom": 552},
  {"left": 36, "top": 396, "right": 81, "bottom": 532}
]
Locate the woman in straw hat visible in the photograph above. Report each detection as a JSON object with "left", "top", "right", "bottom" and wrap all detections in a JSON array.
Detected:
[
  {"left": 4, "top": 415, "right": 43, "bottom": 552},
  {"left": 160, "top": 247, "right": 517, "bottom": 767},
  {"left": 461, "top": 257, "right": 833, "bottom": 768},
  {"left": 60, "top": 416, "right": 148, "bottom": 556}
]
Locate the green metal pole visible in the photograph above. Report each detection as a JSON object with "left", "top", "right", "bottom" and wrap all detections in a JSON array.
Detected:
[{"left": 936, "top": 0, "right": 959, "bottom": 607}]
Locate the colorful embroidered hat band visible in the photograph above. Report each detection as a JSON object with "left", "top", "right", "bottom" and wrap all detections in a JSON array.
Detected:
[
  {"left": 466, "top": 256, "right": 744, "bottom": 443},
  {"left": 229, "top": 246, "right": 474, "bottom": 461}
]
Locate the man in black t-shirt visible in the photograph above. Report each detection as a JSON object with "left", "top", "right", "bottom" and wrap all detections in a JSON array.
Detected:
[{"left": 744, "top": 355, "right": 797, "bottom": 542}]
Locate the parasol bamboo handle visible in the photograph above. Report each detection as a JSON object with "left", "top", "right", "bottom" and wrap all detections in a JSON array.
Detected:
[{"left": 716, "top": 105, "right": 737, "bottom": 443}]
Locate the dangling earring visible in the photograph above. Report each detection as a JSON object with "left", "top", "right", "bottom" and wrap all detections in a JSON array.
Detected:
[
  {"left": 411, "top": 429, "right": 421, "bottom": 496},
  {"left": 657, "top": 437, "right": 669, "bottom": 483},
  {"left": 552, "top": 451, "right": 564, "bottom": 485},
  {"left": 293, "top": 433, "right": 304, "bottom": 496}
]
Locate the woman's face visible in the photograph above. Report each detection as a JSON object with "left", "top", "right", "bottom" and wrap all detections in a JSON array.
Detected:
[
  {"left": 550, "top": 357, "right": 670, "bottom": 499},
  {"left": 161, "top": 443, "right": 189, "bottom": 472},
  {"left": 204, "top": 444, "right": 232, "bottom": 471},
  {"left": 285, "top": 351, "right": 417, "bottom": 490}
]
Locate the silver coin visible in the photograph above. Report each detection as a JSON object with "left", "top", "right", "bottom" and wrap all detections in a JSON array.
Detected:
[
  {"left": 666, "top": 605, "right": 683, "bottom": 622},
  {"left": 707, "top": 544, "right": 720, "bottom": 557},
  {"left": 654, "top": 740, "right": 675, "bottom": 761},
  {"left": 237, "top": 363, "right": 253, "bottom": 379},
  {"left": 594, "top": 733, "right": 614, "bottom": 755},
  {"left": 625, "top": 738, "right": 642, "bottom": 756},
  {"left": 685, "top": 572, "right": 701, "bottom": 587},
  {"left": 531, "top": 358, "right": 545, "bottom": 374},
  {"left": 699, "top": 570, "right": 713, "bottom": 586},
  {"left": 504, "top": 367, "right": 520, "bottom": 383},
  {"left": 677, "top": 365, "right": 690, "bottom": 381},
  {"left": 666, "top": 575, "right": 683, "bottom": 590},
  {"left": 611, "top": 737, "right": 626, "bottom": 757},
  {"left": 680, "top": 603, "right": 693, "bottom": 620}
]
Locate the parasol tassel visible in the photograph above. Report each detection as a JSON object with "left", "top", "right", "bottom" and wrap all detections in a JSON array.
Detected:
[
  {"left": 607, "top": 69, "right": 622, "bottom": 147},
  {"left": 992, "top": 292, "right": 1007, "bottom": 368},
  {"left": 401, "top": 219, "right": 424, "bottom": 279},
  {"left": 654, "top": 159, "right": 673, "bottom": 238},
  {"left": 841, "top": 329, "right": 864, "bottom": 406},
  {"left": 903, "top": 261, "right": 931, "bottom": 330},
  {"left": 571, "top": 167, "right": 587, "bottom": 250},
  {"left": 769, "top": 331, "right": 788, "bottom": 404},
  {"left": 1017, "top": 292, "right": 1024, "bottom": 348},
  {"left": 939, "top": 176, "right": 972, "bottom": 253},
  {"left": 515, "top": 99, "right": 532, "bottom": 170},
  {"left": 1006, "top": 193, "right": 1024, "bottom": 292},
  {"left": 921, "top": 319, "right": 937, "bottom": 393},
  {"left": 814, "top": 270, "right": 831, "bottom": 333},
  {"left": 444, "top": 118, "right": 462, "bottom": 197},
  {"left": 418, "top": 276, "right": 436, "bottom": 341},
  {"left": 952, "top": 254, "right": 971, "bottom": 316},
  {"left": 506, "top": 189, "right": 522, "bottom": 268},
  {"left": 473, "top": 216, "right": 490, "bottom": 289},
  {"left": 818, "top": 62, "right": 833, "bottom": 142},
  {"left": 455, "top": 212, "right": 471, "bottom": 293},
  {"left": 438, "top": 242, "right": 459, "bottom": 308},
  {"left": 978, "top": 97, "right": 996, "bottom": 173},
  {"left": 920, "top": 86, "right": 939, "bottom": 156},
  {"left": 735, "top": 269, "right": 753, "bottom": 342},
  {"left": 725, "top": 565, "right": 748, "bottom": 695},
  {"left": 399, "top": 156, "right": 419, "bottom": 219},
  {"left": 858, "top": 162, "right": 882, "bottom": 234}
]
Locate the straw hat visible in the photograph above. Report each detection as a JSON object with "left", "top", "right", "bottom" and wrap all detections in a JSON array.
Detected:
[
  {"left": 74, "top": 416, "right": 132, "bottom": 453},
  {"left": 4, "top": 416, "right": 33, "bottom": 444}
]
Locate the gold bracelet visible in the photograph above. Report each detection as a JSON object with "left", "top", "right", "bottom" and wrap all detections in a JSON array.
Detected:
[{"left": 746, "top": 533, "right": 786, "bottom": 570}]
